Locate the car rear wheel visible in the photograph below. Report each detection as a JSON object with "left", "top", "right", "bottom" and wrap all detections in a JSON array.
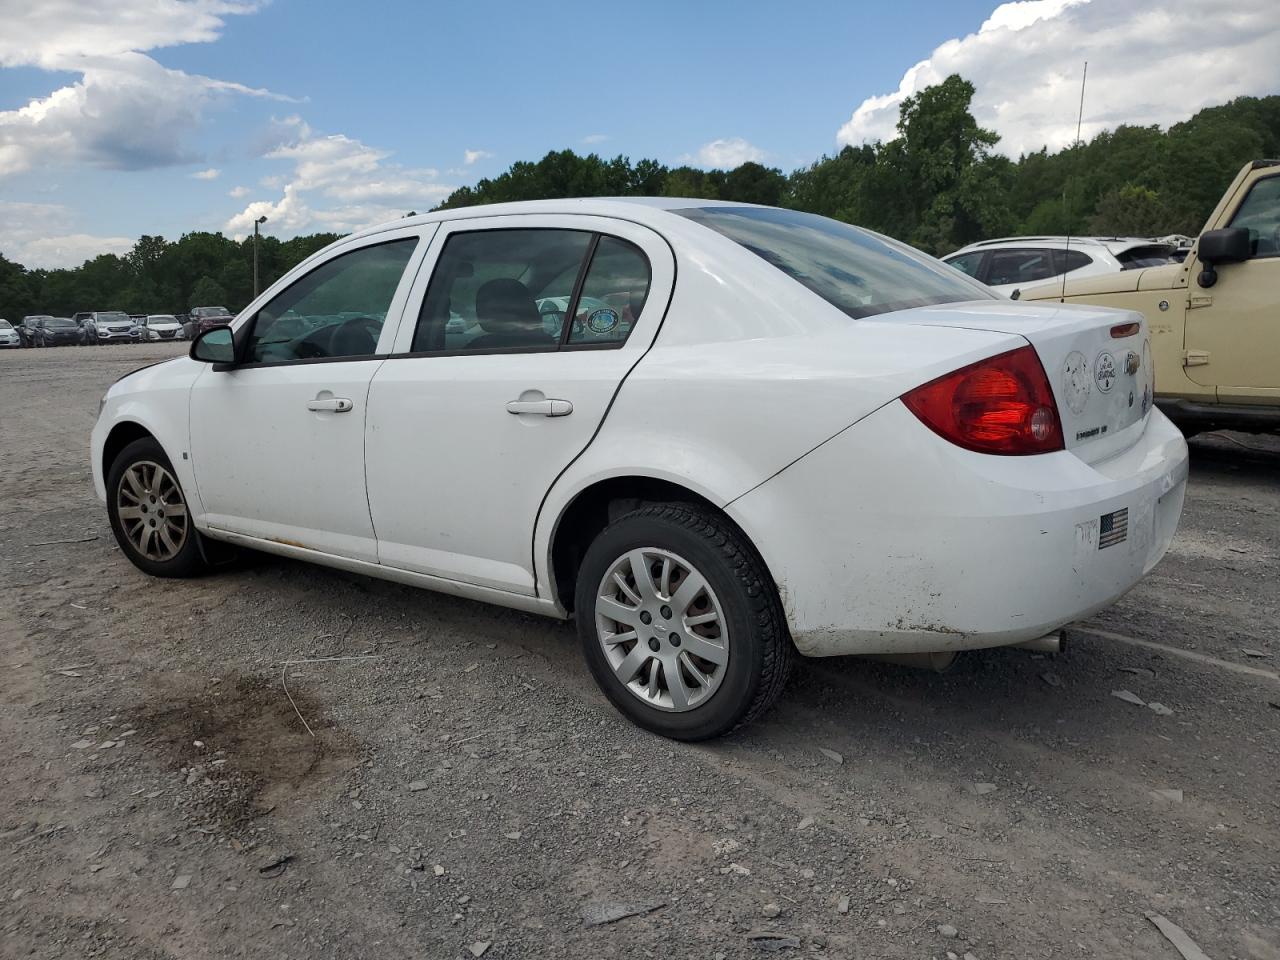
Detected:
[
  {"left": 106, "top": 438, "right": 208, "bottom": 578},
  {"left": 575, "top": 502, "right": 793, "bottom": 741}
]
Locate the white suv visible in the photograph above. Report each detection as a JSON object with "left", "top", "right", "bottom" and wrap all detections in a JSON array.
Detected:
[{"left": 943, "top": 237, "right": 1181, "bottom": 297}]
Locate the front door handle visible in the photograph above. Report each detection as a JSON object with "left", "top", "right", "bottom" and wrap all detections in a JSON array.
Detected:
[
  {"left": 506, "top": 398, "right": 573, "bottom": 417},
  {"left": 307, "top": 397, "right": 353, "bottom": 413}
]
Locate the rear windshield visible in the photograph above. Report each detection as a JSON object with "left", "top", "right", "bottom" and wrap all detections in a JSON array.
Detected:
[
  {"left": 192, "top": 306, "right": 229, "bottom": 317},
  {"left": 1116, "top": 245, "right": 1179, "bottom": 270},
  {"left": 676, "top": 206, "right": 994, "bottom": 319},
  {"left": 48, "top": 318, "right": 75, "bottom": 328}
]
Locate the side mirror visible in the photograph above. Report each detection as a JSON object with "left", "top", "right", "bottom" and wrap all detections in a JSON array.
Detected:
[
  {"left": 1196, "top": 227, "right": 1251, "bottom": 288},
  {"left": 190, "top": 325, "right": 235, "bottom": 366}
]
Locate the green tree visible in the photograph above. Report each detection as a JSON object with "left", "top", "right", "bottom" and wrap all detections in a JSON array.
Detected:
[
  {"left": 1089, "top": 184, "right": 1170, "bottom": 236},
  {"left": 189, "top": 276, "right": 230, "bottom": 310}
]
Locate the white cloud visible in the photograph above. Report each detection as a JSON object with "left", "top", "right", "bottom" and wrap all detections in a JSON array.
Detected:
[
  {"left": 0, "top": 1, "right": 263, "bottom": 68},
  {"left": 228, "top": 185, "right": 250, "bottom": 198},
  {"left": 581, "top": 133, "right": 609, "bottom": 145},
  {"left": 837, "top": 0, "right": 1280, "bottom": 157},
  {"left": 463, "top": 148, "right": 493, "bottom": 165},
  {"left": 191, "top": 167, "right": 221, "bottom": 180},
  {"left": 0, "top": 200, "right": 132, "bottom": 268},
  {"left": 681, "top": 137, "right": 767, "bottom": 169},
  {"left": 224, "top": 117, "right": 454, "bottom": 238},
  {"left": 0, "top": 2, "right": 286, "bottom": 178}
]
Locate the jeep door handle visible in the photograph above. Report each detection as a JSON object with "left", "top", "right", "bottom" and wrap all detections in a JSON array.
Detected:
[
  {"left": 506, "top": 398, "right": 573, "bottom": 417},
  {"left": 307, "top": 397, "right": 353, "bottom": 413}
]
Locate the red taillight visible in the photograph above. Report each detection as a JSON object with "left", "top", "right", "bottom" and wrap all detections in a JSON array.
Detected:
[{"left": 902, "top": 346, "right": 1064, "bottom": 455}]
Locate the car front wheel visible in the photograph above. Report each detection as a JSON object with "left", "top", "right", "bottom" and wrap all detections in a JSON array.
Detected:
[
  {"left": 106, "top": 438, "right": 208, "bottom": 578},
  {"left": 575, "top": 502, "right": 793, "bottom": 741}
]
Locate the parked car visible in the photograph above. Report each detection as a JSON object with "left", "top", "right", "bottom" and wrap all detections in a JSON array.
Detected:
[
  {"left": 19, "top": 315, "right": 51, "bottom": 347},
  {"left": 92, "top": 199, "right": 1188, "bottom": 740},
  {"left": 0, "top": 319, "right": 21, "bottom": 348},
  {"left": 1024, "top": 160, "right": 1280, "bottom": 434},
  {"left": 79, "top": 311, "right": 142, "bottom": 344},
  {"left": 143, "top": 314, "right": 185, "bottom": 341},
  {"left": 35, "top": 316, "right": 82, "bottom": 347},
  {"left": 184, "top": 306, "right": 235, "bottom": 339},
  {"left": 942, "top": 236, "right": 1182, "bottom": 297}
]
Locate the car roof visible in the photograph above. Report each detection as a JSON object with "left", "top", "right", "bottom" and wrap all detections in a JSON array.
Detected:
[
  {"left": 946, "top": 236, "right": 1178, "bottom": 258},
  {"left": 346, "top": 196, "right": 750, "bottom": 244}
]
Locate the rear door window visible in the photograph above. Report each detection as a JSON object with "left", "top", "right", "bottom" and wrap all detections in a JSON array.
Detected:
[{"left": 984, "top": 249, "right": 1057, "bottom": 287}]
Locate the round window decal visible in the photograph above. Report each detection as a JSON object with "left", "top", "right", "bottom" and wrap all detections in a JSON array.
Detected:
[{"left": 587, "top": 308, "right": 620, "bottom": 334}]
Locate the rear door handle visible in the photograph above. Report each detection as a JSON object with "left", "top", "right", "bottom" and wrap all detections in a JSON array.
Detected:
[
  {"left": 506, "top": 398, "right": 573, "bottom": 417},
  {"left": 307, "top": 397, "right": 353, "bottom": 413}
]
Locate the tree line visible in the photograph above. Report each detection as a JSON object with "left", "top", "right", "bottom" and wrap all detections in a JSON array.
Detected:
[{"left": 2, "top": 76, "right": 1277, "bottom": 324}]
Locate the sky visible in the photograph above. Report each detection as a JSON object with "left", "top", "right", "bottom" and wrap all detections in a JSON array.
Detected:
[{"left": 1, "top": 0, "right": 1278, "bottom": 269}]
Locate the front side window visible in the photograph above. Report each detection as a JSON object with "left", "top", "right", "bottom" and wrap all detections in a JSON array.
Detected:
[
  {"left": 676, "top": 206, "right": 993, "bottom": 319},
  {"left": 248, "top": 238, "right": 417, "bottom": 363},
  {"left": 1228, "top": 175, "right": 1280, "bottom": 259},
  {"left": 985, "top": 249, "right": 1056, "bottom": 287},
  {"left": 413, "top": 229, "right": 592, "bottom": 353},
  {"left": 945, "top": 251, "right": 985, "bottom": 278}
]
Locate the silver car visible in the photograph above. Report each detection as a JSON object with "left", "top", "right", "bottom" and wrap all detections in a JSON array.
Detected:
[{"left": 0, "top": 319, "right": 21, "bottom": 348}]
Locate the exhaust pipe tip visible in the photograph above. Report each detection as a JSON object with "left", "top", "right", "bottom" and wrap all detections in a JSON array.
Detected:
[{"left": 1011, "top": 630, "right": 1066, "bottom": 655}]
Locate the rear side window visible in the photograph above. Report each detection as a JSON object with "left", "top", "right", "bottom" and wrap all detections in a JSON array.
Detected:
[
  {"left": 1055, "top": 249, "right": 1094, "bottom": 273},
  {"left": 677, "top": 206, "right": 992, "bottom": 319},
  {"left": 1114, "top": 246, "right": 1174, "bottom": 270},
  {"left": 567, "top": 237, "right": 651, "bottom": 346},
  {"left": 985, "top": 249, "right": 1056, "bottom": 286}
]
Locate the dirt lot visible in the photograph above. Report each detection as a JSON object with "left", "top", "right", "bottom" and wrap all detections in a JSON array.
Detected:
[{"left": 1, "top": 342, "right": 1277, "bottom": 960}]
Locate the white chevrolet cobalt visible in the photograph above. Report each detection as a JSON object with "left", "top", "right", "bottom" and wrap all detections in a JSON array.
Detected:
[{"left": 91, "top": 199, "right": 1188, "bottom": 740}]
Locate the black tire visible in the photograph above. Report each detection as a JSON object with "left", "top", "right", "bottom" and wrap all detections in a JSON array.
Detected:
[
  {"left": 106, "top": 437, "right": 209, "bottom": 578},
  {"left": 575, "top": 502, "right": 793, "bottom": 741}
]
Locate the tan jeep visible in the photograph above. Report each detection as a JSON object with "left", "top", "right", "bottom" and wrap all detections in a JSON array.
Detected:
[{"left": 1023, "top": 160, "right": 1280, "bottom": 434}]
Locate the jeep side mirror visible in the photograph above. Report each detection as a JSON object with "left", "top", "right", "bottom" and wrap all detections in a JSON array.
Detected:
[
  {"left": 190, "top": 325, "right": 235, "bottom": 366},
  {"left": 1196, "top": 227, "right": 1251, "bottom": 288}
]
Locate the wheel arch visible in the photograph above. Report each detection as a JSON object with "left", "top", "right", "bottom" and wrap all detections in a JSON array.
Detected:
[
  {"left": 544, "top": 473, "right": 779, "bottom": 615},
  {"left": 101, "top": 420, "right": 157, "bottom": 489}
]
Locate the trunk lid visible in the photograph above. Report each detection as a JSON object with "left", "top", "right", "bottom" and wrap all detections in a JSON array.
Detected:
[{"left": 892, "top": 301, "right": 1155, "bottom": 463}]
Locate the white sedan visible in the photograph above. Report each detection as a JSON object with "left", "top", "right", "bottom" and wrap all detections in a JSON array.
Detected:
[
  {"left": 91, "top": 199, "right": 1188, "bottom": 740},
  {"left": 143, "top": 314, "right": 185, "bottom": 341}
]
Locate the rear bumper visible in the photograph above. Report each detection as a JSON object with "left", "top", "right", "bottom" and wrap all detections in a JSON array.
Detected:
[{"left": 728, "top": 402, "right": 1188, "bottom": 656}]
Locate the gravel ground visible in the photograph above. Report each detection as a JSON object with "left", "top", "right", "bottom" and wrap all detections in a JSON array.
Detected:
[{"left": 1, "top": 342, "right": 1277, "bottom": 960}]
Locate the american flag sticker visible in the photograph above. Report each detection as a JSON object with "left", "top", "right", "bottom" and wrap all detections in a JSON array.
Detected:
[{"left": 1099, "top": 508, "right": 1128, "bottom": 549}]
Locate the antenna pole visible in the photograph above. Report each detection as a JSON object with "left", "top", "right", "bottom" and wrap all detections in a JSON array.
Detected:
[{"left": 1061, "top": 61, "right": 1088, "bottom": 303}]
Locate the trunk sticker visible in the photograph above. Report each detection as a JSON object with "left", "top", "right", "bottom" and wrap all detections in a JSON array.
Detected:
[
  {"left": 1095, "top": 351, "right": 1117, "bottom": 392},
  {"left": 1062, "top": 351, "right": 1091, "bottom": 414},
  {"left": 1099, "top": 508, "right": 1128, "bottom": 549}
]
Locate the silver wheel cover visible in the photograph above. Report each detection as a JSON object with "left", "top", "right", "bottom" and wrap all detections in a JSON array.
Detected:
[
  {"left": 595, "top": 547, "right": 729, "bottom": 712},
  {"left": 116, "top": 460, "right": 189, "bottom": 562}
]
